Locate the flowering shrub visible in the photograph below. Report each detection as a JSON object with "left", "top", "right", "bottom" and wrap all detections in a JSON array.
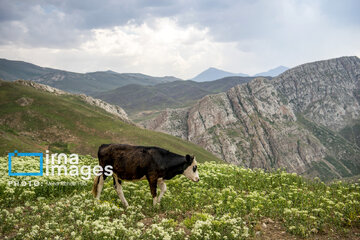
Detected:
[{"left": 0, "top": 157, "right": 359, "bottom": 239}]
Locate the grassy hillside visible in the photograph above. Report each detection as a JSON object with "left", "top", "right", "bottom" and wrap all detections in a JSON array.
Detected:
[
  {"left": 340, "top": 120, "right": 360, "bottom": 149},
  {"left": 1, "top": 156, "right": 359, "bottom": 239},
  {"left": 0, "top": 80, "right": 221, "bottom": 163},
  {"left": 297, "top": 114, "right": 360, "bottom": 181},
  {"left": 94, "top": 76, "right": 255, "bottom": 115}
]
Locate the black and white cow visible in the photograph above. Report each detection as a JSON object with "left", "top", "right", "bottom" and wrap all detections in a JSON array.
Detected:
[{"left": 92, "top": 144, "right": 199, "bottom": 207}]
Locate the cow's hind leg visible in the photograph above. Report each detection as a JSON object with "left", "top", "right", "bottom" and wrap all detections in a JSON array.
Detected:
[
  {"left": 148, "top": 177, "right": 158, "bottom": 206},
  {"left": 157, "top": 179, "right": 167, "bottom": 204},
  {"left": 93, "top": 174, "right": 107, "bottom": 200},
  {"left": 113, "top": 174, "right": 129, "bottom": 208}
]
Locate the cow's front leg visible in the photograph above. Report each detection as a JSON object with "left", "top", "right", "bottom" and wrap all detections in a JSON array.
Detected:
[
  {"left": 157, "top": 178, "right": 167, "bottom": 204},
  {"left": 113, "top": 174, "right": 129, "bottom": 208},
  {"left": 147, "top": 176, "right": 158, "bottom": 206}
]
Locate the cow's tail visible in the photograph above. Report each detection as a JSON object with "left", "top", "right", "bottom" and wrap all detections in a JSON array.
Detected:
[{"left": 92, "top": 175, "right": 101, "bottom": 198}]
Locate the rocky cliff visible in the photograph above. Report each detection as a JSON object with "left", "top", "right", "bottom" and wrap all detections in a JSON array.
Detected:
[
  {"left": 273, "top": 56, "right": 360, "bottom": 131},
  {"left": 143, "top": 56, "right": 360, "bottom": 180}
]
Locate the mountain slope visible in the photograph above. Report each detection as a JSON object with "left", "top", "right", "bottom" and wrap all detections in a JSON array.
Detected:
[
  {"left": 142, "top": 56, "right": 360, "bottom": 181},
  {"left": 0, "top": 80, "right": 221, "bottom": 163},
  {"left": 273, "top": 56, "right": 360, "bottom": 131},
  {"left": 0, "top": 58, "right": 59, "bottom": 80},
  {"left": 192, "top": 67, "right": 248, "bottom": 82},
  {"left": 254, "top": 66, "right": 289, "bottom": 77},
  {"left": 95, "top": 76, "right": 255, "bottom": 115},
  {"left": 0, "top": 59, "right": 180, "bottom": 95},
  {"left": 32, "top": 71, "right": 181, "bottom": 95},
  {"left": 143, "top": 78, "right": 331, "bottom": 175}
]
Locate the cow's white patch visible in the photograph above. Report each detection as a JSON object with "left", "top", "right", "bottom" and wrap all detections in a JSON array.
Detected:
[
  {"left": 157, "top": 178, "right": 167, "bottom": 204},
  {"left": 183, "top": 158, "right": 199, "bottom": 182}
]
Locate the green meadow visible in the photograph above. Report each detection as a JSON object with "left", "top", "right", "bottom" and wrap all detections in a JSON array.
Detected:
[{"left": 1, "top": 156, "right": 359, "bottom": 239}]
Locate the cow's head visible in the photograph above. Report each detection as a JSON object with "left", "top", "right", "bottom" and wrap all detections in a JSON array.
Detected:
[{"left": 183, "top": 155, "right": 199, "bottom": 182}]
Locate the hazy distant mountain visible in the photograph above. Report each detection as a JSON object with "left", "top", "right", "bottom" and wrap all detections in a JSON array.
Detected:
[
  {"left": 94, "top": 76, "right": 255, "bottom": 114},
  {"left": 0, "top": 58, "right": 180, "bottom": 94},
  {"left": 192, "top": 66, "right": 288, "bottom": 82},
  {"left": 0, "top": 58, "right": 60, "bottom": 80},
  {"left": 254, "top": 66, "right": 289, "bottom": 77},
  {"left": 31, "top": 71, "right": 181, "bottom": 94},
  {"left": 192, "top": 67, "right": 248, "bottom": 82}
]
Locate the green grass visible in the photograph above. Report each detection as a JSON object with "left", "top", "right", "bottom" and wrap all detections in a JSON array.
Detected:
[
  {"left": 0, "top": 80, "right": 221, "bottom": 163},
  {"left": 309, "top": 161, "right": 336, "bottom": 182},
  {"left": 1, "top": 156, "right": 359, "bottom": 239},
  {"left": 325, "top": 155, "right": 352, "bottom": 178}
]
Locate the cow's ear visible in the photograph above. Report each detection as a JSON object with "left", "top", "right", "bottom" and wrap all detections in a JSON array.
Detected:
[{"left": 186, "top": 154, "right": 192, "bottom": 163}]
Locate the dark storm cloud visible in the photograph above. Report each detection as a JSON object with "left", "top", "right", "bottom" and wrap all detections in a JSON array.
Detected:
[
  {"left": 0, "top": 0, "right": 359, "bottom": 48},
  {"left": 0, "top": 0, "right": 359, "bottom": 79},
  {"left": 0, "top": 0, "right": 87, "bottom": 47},
  {"left": 0, "top": 0, "right": 186, "bottom": 47}
]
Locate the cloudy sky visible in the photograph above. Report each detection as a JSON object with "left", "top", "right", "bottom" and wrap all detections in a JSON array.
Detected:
[{"left": 0, "top": 0, "right": 359, "bottom": 79}]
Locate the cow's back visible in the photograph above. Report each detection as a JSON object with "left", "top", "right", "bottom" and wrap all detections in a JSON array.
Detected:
[{"left": 98, "top": 144, "right": 155, "bottom": 180}]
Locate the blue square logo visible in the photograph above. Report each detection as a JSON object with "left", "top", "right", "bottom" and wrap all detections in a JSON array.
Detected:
[{"left": 8, "top": 150, "right": 43, "bottom": 176}]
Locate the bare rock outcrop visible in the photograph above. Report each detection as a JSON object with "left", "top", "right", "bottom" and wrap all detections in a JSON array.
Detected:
[
  {"left": 145, "top": 78, "right": 326, "bottom": 174},
  {"left": 16, "top": 97, "right": 34, "bottom": 106},
  {"left": 143, "top": 108, "right": 189, "bottom": 139},
  {"left": 16, "top": 79, "right": 67, "bottom": 95},
  {"left": 273, "top": 56, "right": 360, "bottom": 131},
  {"left": 15, "top": 80, "right": 131, "bottom": 123}
]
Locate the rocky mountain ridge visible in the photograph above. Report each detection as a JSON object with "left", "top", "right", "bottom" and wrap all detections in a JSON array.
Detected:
[
  {"left": 273, "top": 56, "right": 360, "bottom": 131},
  {"left": 15, "top": 80, "right": 131, "bottom": 123},
  {"left": 143, "top": 56, "right": 360, "bottom": 180}
]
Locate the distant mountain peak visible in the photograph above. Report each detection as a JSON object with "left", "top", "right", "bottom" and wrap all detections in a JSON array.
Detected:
[
  {"left": 207, "top": 67, "right": 221, "bottom": 70},
  {"left": 254, "top": 66, "right": 289, "bottom": 77},
  {"left": 192, "top": 67, "right": 248, "bottom": 82},
  {"left": 106, "top": 70, "right": 118, "bottom": 74},
  {"left": 192, "top": 65, "right": 290, "bottom": 82}
]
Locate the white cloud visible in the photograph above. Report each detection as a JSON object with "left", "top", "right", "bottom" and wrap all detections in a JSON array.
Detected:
[
  {"left": 0, "top": 0, "right": 359, "bottom": 78},
  {"left": 0, "top": 18, "right": 252, "bottom": 79}
]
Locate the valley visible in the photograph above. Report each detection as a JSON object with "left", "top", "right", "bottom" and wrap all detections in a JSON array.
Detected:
[{"left": 1, "top": 56, "right": 359, "bottom": 182}]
